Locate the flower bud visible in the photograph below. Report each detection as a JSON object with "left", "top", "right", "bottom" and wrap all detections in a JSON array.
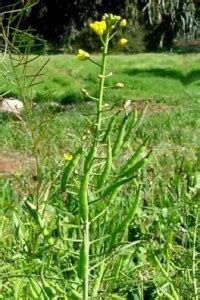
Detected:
[
  {"left": 102, "top": 13, "right": 109, "bottom": 20},
  {"left": 117, "top": 38, "right": 128, "bottom": 48},
  {"left": 115, "top": 82, "right": 124, "bottom": 88},
  {"left": 110, "top": 14, "right": 114, "bottom": 21},
  {"left": 81, "top": 88, "right": 89, "bottom": 96},
  {"left": 115, "top": 16, "right": 122, "bottom": 21},
  {"left": 76, "top": 49, "right": 90, "bottom": 61},
  {"left": 124, "top": 100, "right": 131, "bottom": 110},
  {"left": 120, "top": 19, "right": 127, "bottom": 27}
]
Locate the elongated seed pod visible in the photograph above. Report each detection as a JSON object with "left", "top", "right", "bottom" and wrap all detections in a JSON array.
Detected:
[
  {"left": 124, "top": 112, "right": 137, "bottom": 141},
  {"left": 120, "top": 137, "right": 149, "bottom": 174},
  {"left": 102, "top": 175, "right": 135, "bottom": 198},
  {"left": 118, "top": 151, "right": 151, "bottom": 179},
  {"left": 84, "top": 143, "right": 96, "bottom": 173},
  {"left": 115, "top": 186, "right": 140, "bottom": 234},
  {"left": 98, "top": 136, "right": 112, "bottom": 187},
  {"left": 61, "top": 147, "right": 82, "bottom": 192},
  {"left": 40, "top": 265, "right": 57, "bottom": 298},
  {"left": 92, "top": 261, "right": 105, "bottom": 297},
  {"left": 102, "top": 112, "right": 119, "bottom": 143},
  {"left": 79, "top": 143, "right": 96, "bottom": 220},
  {"left": 29, "top": 278, "right": 43, "bottom": 299},
  {"left": 132, "top": 105, "right": 147, "bottom": 134},
  {"left": 109, "top": 187, "right": 140, "bottom": 249},
  {"left": 112, "top": 115, "right": 128, "bottom": 157},
  {"left": 77, "top": 244, "right": 87, "bottom": 279},
  {"left": 25, "top": 201, "right": 44, "bottom": 230}
]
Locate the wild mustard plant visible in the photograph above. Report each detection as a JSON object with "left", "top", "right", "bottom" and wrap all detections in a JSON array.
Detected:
[
  {"left": 1, "top": 10, "right": 199, "bottom": 299},
  {"left": 61, "top": 13, "right": 149, "bottom": 299}
]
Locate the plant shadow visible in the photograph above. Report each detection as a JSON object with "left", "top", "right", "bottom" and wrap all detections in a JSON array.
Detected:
[{"left": 124, "top": 68, "right": 200, "bottom": 86}]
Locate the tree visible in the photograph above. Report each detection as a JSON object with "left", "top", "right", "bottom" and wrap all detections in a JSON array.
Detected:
[
  {"left": 1, "top": 0, "right": 199, "bottom": 50},
  {"left": 142, "top": 0, "right": 199, "bottom": 50}
]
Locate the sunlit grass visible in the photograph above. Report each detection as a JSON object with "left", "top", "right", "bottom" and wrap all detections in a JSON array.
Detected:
[
  {"left": 1, "top": 53, "right": 200, "bottom": 104},
  {"left": 1, "top": 55, "right": 200, "bottom": 156}
]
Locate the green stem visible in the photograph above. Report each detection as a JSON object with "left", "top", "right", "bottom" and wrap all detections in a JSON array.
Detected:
[
  {"left": 96, "top": 32, "right": 109, "bottom": 139},
  {"left": 192, "top": 211, "right": 198, "bottom": 300},
  {"left": 83, "top": 220, "right": 90, "bottom": 300},
  {"left": 82, "top": 33, "right": 109, "bottom": 300}
]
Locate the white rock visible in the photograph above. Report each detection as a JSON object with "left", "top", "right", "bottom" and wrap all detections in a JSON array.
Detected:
[{"left": 1, "top": 98, "right": 24, "bottom": 114}]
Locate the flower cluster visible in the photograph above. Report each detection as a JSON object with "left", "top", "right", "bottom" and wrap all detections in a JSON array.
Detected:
[{"left": 75, "top": 13, "right": 128, "bottom": 61}]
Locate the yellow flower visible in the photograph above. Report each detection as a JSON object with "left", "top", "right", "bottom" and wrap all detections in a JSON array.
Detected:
[
  {"left": 76, "top": 49, "right": 90, "bottom": 61},
  {"left": 63, "top": 153, "right": 73, "bottom": 161},
  {"left": 90, "top": 20, "right": 107, "bottom": 36},
  {"left": 117, "top": 38, "right": 128, "bottom": 48},
  {"left": 120, "top": 19, "right": 127, "bottom": 27}
]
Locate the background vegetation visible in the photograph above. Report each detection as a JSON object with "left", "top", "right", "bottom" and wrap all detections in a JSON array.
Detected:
[{"left": 1, "top": 0, "right": 200, "bottom": 53}]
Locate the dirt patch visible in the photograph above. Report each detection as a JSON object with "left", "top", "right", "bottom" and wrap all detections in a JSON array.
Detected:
[
  {"left": 53, "top": 99, "right": 173, "bottom": 116},
  {"left": 133, "top": 100, "right": 173, "bottom": 115},
  {"left": 0, "top": 152, "right": 36, "bottom": 175}
]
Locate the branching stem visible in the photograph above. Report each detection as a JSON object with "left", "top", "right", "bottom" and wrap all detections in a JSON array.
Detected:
[{"left": 82, "top": 32, "right": 110, "bottom": 300}]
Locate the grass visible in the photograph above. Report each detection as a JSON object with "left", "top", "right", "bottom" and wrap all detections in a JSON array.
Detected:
[
  {"left": 0, "top": 53, "right": 200, "bottom": 299},
  {"left": 1, "top": 53, "right": 200, "bottom": 104},
  {"left": 1, "top": 54, "right": 200, "bottom": 152}
]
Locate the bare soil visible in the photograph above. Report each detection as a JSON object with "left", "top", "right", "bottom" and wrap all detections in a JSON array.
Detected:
[
  {"left": 133, "top": 100, "right": 173, "bottom": 115},
  {"left": 0, "top": 152, "right": 35, "bottom": 175}
]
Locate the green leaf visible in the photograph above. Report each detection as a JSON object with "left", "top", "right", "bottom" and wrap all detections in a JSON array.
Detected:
[{"left": 109, "top": 187, "right": 140, "bottom": 248}]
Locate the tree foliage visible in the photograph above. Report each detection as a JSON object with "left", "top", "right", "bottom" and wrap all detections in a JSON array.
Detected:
[
  {"left": 1, "top": 0, "right": 199, "bottom": 51},
  {"left": 143, "top": 0, "right": 199, "bottom": 50}
]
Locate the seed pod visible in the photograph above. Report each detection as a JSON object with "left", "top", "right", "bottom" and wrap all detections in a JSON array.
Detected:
[
  {"left": 112, "top": 115, "right": 128, "bottom": 157},
  {"left": 102, "top": 112, "right": 119, "bottom": 143},
  {"left": 120, "top": 138, "right": 149, "bottom": 174},
  {"left": 124, "top": 111, "right": 137, "bottom": 141},
  {"left": 41, "top": 269, "right": 56, "bottom": 297},
  {"left": 29, "top": 278, "right": 43, "bottom": 299},
  {"left": 79, "top": 143, "right": 96, "bottom": 220},
  {"left": 61, "top": 147, "right": 82, "bottom": 192},
  {"left": 102, "top": 175, "right": 135, "bottom": 198},
  {"left": 84, "top": 143, "right": 96, "bottom": 172},
  {"left": 77, "top": 244, "right": 87, "bottom": 279},
  {"left": 109, "top": 187, "right": 140, "bottom": 249},
  {"left": 118, "top": 151, "right": 151, "bottom": 179},
  {"left": 116, "top": 186, "right": 140, "bottom": 233},
  {"left": 25, "top": 201, "right": 44, "bottom": 230},
  {"left": 132, "top": 105, "right": 147, "bottom": 134},
  {"left": 98, "top": 136, "right": 112, "bottom": 187}
]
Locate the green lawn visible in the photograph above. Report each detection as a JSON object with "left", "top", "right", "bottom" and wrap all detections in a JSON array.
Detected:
[
  {"left": 1, "top": 53, "right": 200, "bottom": 105},
  {"left": 1, "top": 53, "right": 200, "bottom": 152}
]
